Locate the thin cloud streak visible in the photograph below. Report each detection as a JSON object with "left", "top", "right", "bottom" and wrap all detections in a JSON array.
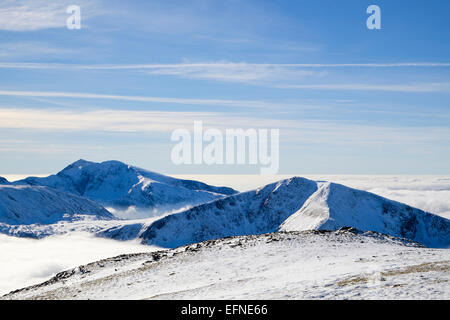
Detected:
[
  {"left": 0, "top": 90, "right": 284, "bottom": 109},
  {"left": 278, "top": 83, "right": 450, "bottom": 93},
  {"left": 1, "top": 62, "right": 450, "bottom": 70},
  {"left": 2, "top": 62, "right": 449, "bottom": 88}
]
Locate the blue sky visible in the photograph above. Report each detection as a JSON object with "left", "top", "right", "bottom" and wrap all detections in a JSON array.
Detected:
[{"left": 0, "top": 0, "right": 449, "bottom": 175}]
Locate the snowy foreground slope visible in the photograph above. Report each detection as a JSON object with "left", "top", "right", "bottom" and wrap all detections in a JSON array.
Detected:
[
  {"left": 101, "top": 177, "right": 450, "bottom": 248},
  {"left": 3, "top": 229, "right": 449, "bottom": 300},
  {"left": 14, "top": 160, "right": 237, "bottom": 219},
  {"left": 0, "top": 184, "right": 113, "bottom": 226}
]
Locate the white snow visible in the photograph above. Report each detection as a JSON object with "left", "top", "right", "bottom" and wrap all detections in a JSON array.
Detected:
[
  {"left": 172, "top": 174, "right": 450, "bottom": 220},
  {"left": 280, "top": 182, "right": 450, "bottom": 247},
  {"left": 0, "top": 184, "right": 112, "bottom": 225},
  {"left": 105, "top": 177, "right": 449, "bottom": 248},
  {"left": 12, "top": 160, "right": 237, "bottom": 219},
  {"left": 3, "top": 230, "right": 448, "bottom": 300}
]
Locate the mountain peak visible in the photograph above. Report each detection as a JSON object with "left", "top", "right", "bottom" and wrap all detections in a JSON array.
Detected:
[
  {"left": 0, "top": 176, "right": 9, "bottom": 184},
  {"left": 101, "top": 176, "right": 450, "bottom": 248},
  {"left": 14, "top": 159, "right": 238, "bottom": 219},
  {"left": 280, "top": 181, "right": 450, "bottom": 247},
  {"left": 60, "top": 159, "right": 96, "bottom": 173}
]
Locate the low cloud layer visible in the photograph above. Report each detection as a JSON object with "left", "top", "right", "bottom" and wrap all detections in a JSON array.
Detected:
[{"left": 0, "top": 232, "right": 157, "bottom": 295}]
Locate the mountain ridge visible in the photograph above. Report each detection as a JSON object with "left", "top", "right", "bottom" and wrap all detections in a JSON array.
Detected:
[
  {"left": 14, "top": 159, "right": 238, "bottom": 219},
  {"left": 0, "top": 184, "right": 113, "bottom": 225},
  {"left": 100, "top": 177, "right": 450, "bottom": 248}
]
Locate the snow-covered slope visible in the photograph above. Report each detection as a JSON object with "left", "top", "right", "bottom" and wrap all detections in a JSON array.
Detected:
[
  {"left": 14, "top": 160, "right": 237, "bottom": 219},
  {"left": 101, "top": 177, "right": 450, "bottom": 248},
  {"left": 280, "top": 182, "right": 450, "bottom": 248},
  {"left": 0, "top": 185, "right": 113, "bottom": 226},
  {"left": 3, "top": 229, "right": 449, "bottom": 300},
  {"left": 100, "top": 177, "right": 318, "bottom": 247}
]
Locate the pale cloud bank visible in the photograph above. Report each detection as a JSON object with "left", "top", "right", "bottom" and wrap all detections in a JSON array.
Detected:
[
  {"left": 0, "top": 232, "right": 157, "bottom": 295},
  {"left": 0, "top": 108, "right": 449, "bottom": 150}
]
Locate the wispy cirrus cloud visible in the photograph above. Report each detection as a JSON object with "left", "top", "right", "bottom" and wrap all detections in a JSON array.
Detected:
[
  {"left": 0, "top": 41, "right": 83, "bottom": 58},
  {"left": 138, "top": 62, "right": 325, "bottom": 83},
  {"left": 1, "top": 62, "right": 449, "bottom": 88},
  {"left": 277, "top": 82, "right": 450, "bottom": 93},
  {"left": 2, "top": 62, "right": 450, "bottom": 70},
  {"left": 0, "top": 89, "right": 293, "bottom": 109}
]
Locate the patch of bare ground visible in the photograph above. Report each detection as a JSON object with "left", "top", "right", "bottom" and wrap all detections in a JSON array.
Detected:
[{"left": 336, "top": 260, "right": 449, "bottom": 287}]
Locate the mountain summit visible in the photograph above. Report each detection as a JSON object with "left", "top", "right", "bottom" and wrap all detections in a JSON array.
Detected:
[
  {"left": 102, "top": 177, "right": 450, "bottom": 248},
  {"left": 15, "top": 160, "right": 237, "bottom": 219}
]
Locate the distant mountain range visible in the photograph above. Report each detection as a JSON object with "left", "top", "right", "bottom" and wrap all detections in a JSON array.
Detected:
[
  {"left": 1, "top": 160, "right": 449, "bottom": 248},
  {"left": 13, "top": 159, "right": 237, "bottom": 218}
]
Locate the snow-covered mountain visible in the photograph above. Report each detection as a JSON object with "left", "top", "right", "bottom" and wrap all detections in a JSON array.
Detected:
[
  {"left": 134, "top": 177, "right": 318, "bottom": 247},
  {"left": 4, "top": 229, "right": 449, "bottom": 300},
  {"left": 101, "top": 177, "right": 450, "bottom": 248},
  {"left": 14, "top": 160, "right": 237, "bottom": 219},
  {"left": 0, "top": 177, "right": 9, "bottom": 185},
  {"left": 279, "top": 182, "right": 449, "bottom": 247},
  {"left": 0, "top": 185, "right": 113, "bottom": 226}
]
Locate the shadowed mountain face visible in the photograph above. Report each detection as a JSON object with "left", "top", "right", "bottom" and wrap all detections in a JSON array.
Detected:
[
  {"left": 14, "top": 160, "right": 238, "bottom": 218},
  {"left": 0, "top": 185, "right": 113, "bottom": 225},
  {"left": 0, "top": 177, "right": 9, "bottom": 185},
  {"left": 137, "top": 177, "right": 318, "bottom": 247},
  {"left": 101, "top": 177, "right": 450, "bottom": 248}
]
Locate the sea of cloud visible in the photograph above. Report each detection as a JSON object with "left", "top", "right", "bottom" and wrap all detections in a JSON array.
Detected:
[{"left": 0, "top": 232, "right": 157, "bottom": 296}]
